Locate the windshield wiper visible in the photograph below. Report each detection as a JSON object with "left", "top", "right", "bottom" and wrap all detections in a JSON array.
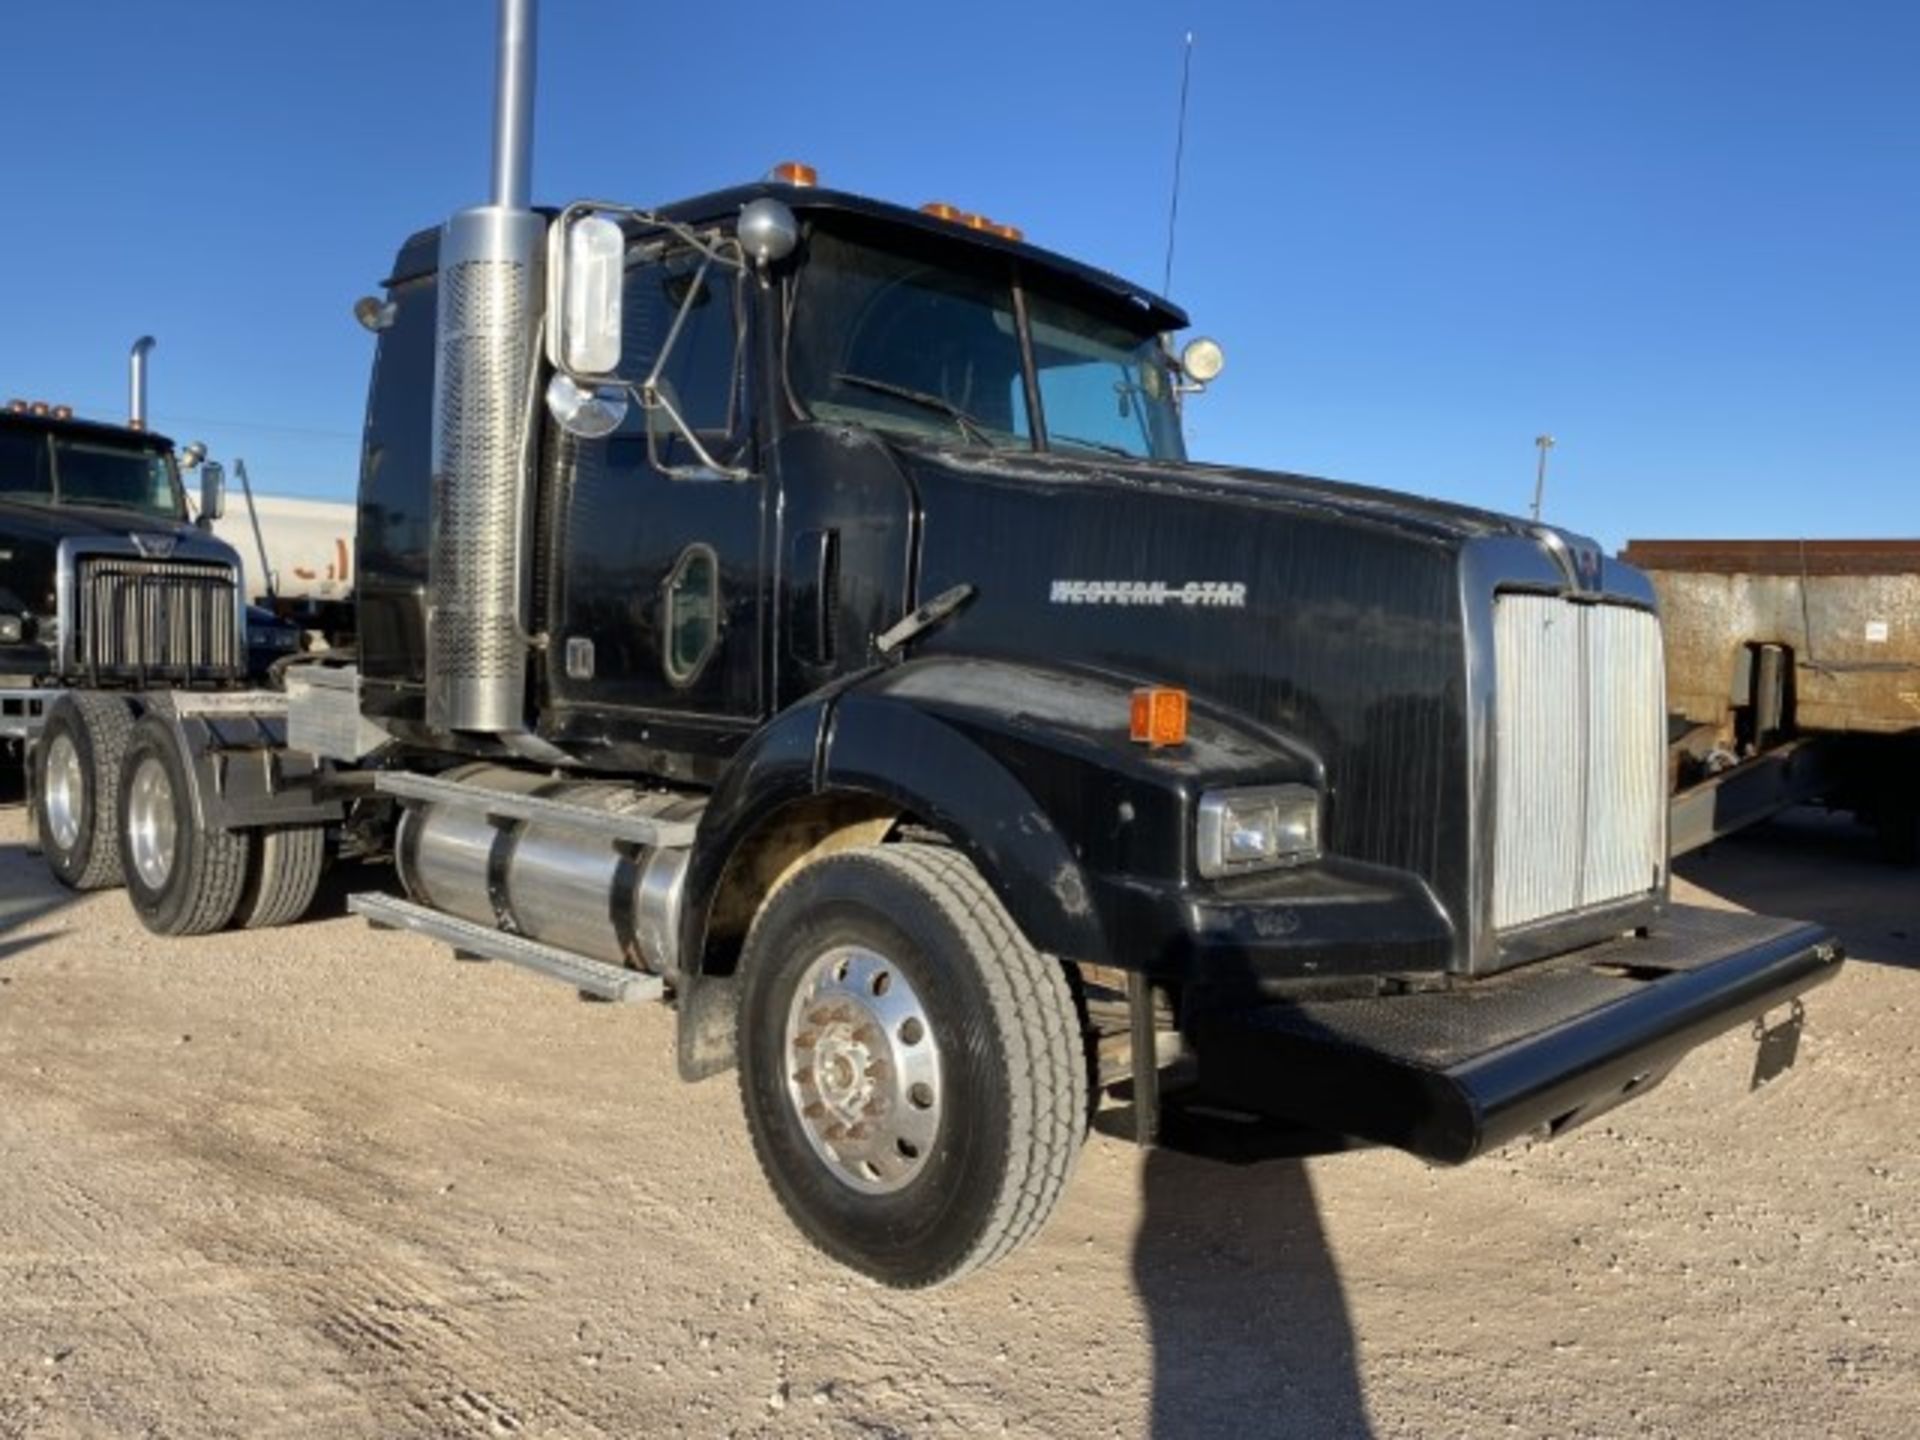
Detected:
[
  {"left": 59, "top": 497, "right": 167, "bottom": 514},
  {"left": 1049, "top": 433, "right": 1135, "bottom": 458},
  {"left": 830, "top": 372, "right": 999, "bottom": 447}
]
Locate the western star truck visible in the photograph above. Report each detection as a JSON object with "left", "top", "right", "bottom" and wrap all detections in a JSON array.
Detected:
[
  {"left": 2, "top": 347, "right": 301, "bottom": 785},
  {"left": 19, "top": 0, "right": 1843, "bottom": 1287}
]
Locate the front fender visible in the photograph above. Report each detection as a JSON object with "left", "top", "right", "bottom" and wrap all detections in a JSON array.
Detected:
[
  {"left": 825, "top": 656, "right": 1322, "bottom": 967},
  {"left": 682, "top": 656, "right": 1327, "bottom": 980},
  {"left": 824, "top": 688, "right": 1108, "bottom": 964}
]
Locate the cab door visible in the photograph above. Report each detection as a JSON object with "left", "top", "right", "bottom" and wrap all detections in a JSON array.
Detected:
[{"left": 543, "top": 248, "right": 766, "bottom": 754}]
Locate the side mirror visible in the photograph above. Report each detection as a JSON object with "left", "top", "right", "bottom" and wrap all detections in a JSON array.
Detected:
[
  {"left": 547, "top": 212, "right": 625, "bottom": 376},
  {"left": 199, "top": 460, "right": 225, "bottom": 525}
]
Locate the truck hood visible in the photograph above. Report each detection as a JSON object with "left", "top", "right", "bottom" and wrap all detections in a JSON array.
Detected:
[
  {"left": 0, "top": 498, "right": 203, "bottom": 615},
  {"left": 914, "top": 445, "right": 1544, "bottom": 547},
  {"left": 894, "top": 442, "right": 1625, "bottom": 927}
]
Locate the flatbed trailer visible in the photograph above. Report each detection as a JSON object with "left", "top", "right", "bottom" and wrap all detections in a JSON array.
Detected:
[{"left": 1624, "top": 539, "right": 1920, "bottom": 858}]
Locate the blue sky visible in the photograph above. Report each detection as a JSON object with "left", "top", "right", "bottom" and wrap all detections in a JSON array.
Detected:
[{"left": 2, "top": 0, "right": 1913, "bottom": 549}]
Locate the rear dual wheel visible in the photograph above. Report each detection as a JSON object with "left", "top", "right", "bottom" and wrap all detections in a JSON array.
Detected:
[
  {"left": 116, "top": 716, "right": 327, "bottom": 936},
  {"left": 118, "top": 717, "right": 252, "bottom": 936},
  {"left": 235, "top": 825, "right": 327, "bottom": 930},
  {"left": 34, "top": 694, "right": 134, "bottom": 890}
]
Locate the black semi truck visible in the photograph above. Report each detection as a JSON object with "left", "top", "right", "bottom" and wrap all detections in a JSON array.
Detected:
[
  {"left": 22, "top": 0, "right": 1842, "bottom": 1287},
  {"left": 2, "top": 349, "right": 300, "bottom": 787}
]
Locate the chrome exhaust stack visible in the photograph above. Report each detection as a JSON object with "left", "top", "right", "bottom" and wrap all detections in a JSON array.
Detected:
[
  {"left": 426, "top": 0, "right": 547, "bottom": 734},
  {"left": 128, "top": 335, "right": 155, "bottom": 430}
]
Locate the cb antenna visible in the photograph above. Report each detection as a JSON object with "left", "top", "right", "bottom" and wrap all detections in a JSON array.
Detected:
[{"left": 1162, "top": 31, "right": 1195, "bottom": 298}]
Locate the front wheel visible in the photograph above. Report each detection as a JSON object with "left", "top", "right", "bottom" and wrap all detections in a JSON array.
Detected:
[
  {"left": 117, "top": 716, "right": 253, "bottom": 936},
  {"left": 737, "top": 843, "right": 1087, "bottom": 1288}
]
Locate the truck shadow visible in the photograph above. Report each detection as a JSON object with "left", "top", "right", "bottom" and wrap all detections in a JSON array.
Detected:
[
  {"left": 0, "top": 803, "right": 80, "bottom": 962},
  {"left": 1137, "top": 1146, "right": 1374, "bottom": 1438},
  {"left": 305, "top": 855, "right": 398, "bottom": 923},
  {"left": 1676, "top": 807, "right": 1919, "bottom": 972}
]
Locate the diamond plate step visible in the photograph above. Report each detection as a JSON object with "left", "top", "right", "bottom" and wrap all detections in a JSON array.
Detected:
[
  {"left": 348, "top": 892, "right": 664, "bottom": 1003},
  {"left": 374, "top": 771, "right": 698, "bottom": 848}
]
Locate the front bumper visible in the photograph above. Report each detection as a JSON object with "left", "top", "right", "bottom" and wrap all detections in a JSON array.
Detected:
[{"left": 1187, "top": 904, "right": 1842, "bottom": 1163}]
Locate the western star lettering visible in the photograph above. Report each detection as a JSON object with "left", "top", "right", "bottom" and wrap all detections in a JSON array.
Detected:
[{"left": 1048, "top": 580, "right": 1247, "bottom": 608}]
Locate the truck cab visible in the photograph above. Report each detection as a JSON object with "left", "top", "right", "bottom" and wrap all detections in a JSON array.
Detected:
[{"left": 3, "top": 390, "right": 303, "bottom": 887}]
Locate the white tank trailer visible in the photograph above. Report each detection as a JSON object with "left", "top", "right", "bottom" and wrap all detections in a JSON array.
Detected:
[{"left": 211, "top": 482, "right": 356, "bottom": 644}]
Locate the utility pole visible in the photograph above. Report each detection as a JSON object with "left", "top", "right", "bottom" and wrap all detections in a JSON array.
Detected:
[{"left": 1531, "top": 434, "right": 1555, "bottom": 522}]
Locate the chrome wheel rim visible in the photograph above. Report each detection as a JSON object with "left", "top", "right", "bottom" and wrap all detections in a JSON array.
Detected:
[
  {"left": 784, "top": 944, "right": 943, "bottom": 1195},
  {"left": 43, "top": 733, "right": 84, "bottom": 853},
  {"left": 125, "top": 755, "right": 178, "bottom": 891}
]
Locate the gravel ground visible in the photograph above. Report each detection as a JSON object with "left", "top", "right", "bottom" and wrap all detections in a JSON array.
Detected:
[{"left": 0, "top": 799, "right": 1915, "bottom": 1439}]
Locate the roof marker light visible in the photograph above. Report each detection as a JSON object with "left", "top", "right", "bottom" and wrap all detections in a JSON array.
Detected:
[
  {"left": 920, "top": 202, "right": 1022, "bottom": 243},
  {"left": 769, "top": 160, "right": 818, "bottom": 187}
]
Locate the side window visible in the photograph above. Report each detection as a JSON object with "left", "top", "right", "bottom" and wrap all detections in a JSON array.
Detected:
[
  {"left": 621, "top": 250, "right": 745, "bottom": 461},
  {"left": 662, "top": 544, "right": 719, "bottom": 685}
]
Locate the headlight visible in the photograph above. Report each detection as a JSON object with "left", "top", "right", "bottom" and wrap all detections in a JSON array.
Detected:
[
  {"left": 1196, "top": 784, "right": 1321, "bottom": 878},
  {"left": 0, "top": 615, "right": 22, "bottom": 644}
]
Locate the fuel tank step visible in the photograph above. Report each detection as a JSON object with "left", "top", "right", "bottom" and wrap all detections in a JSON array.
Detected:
[
  {"left": 1189, "top": 905, "right": 1842, "bottom": 1164},
  {"left": 348, "top": 892, "right": 665, "bottom": 1003},
  {"left": 375, "top": 771, "right": 698, "bottom": 848}
]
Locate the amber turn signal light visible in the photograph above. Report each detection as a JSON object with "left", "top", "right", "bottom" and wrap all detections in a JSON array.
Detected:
[{"left": 1130, "top": 687, "right": 1189, "bottom": 748}]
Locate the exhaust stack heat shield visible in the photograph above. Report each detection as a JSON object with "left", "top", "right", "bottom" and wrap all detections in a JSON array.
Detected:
[{"left": 426, "top": 205, "right": 546, "bottom": 734}]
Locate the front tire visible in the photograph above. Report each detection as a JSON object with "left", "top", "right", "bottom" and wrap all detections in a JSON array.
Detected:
[
  {"left": 117, "top": 715, "right": 253, "bottom": 936},
  {"left": 34, "top": 693, "right": 134, "bottom": 890},
  {"left": 737, "top": 843, "right": 1087, "bottom": 1288}
]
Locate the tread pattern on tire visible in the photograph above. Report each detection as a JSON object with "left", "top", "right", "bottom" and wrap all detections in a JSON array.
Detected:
[
  {"left": 746, "top": 842, "right": 1088, "bottom": 1287},
  {"left": 120, "top": 718, "right": 253, "bottom": 938},
  {"left": 166, "top": 808, "right": 252, "bottom": 937},
  {"left": 236, "top": 826, "right": 326, "bottom": 929},
  {"left": 55, "top": 694, "right": 135, "bottom": 890}
]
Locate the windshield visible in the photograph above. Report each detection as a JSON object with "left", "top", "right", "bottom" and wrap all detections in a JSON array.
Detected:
[
  {"left": 786, "top": 225, "right": 1185, "bottom": 462},
  {"left": 1026, "top": 292, "right": 1186, "bottom": 460},
  {"left": 0, "top": 424, "right": 182, "bottom": 519}
]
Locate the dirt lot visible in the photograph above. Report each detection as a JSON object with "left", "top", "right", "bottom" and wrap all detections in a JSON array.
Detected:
[{"left": 0, "top": 799, "right": 1915, "bottom": 1439}]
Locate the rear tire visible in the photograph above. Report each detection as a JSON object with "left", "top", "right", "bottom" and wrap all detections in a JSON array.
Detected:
[
  {"left": 117, "top": 715, "right": 253, "bottom": 936},
  {"left": 737, "top": 843, "right": 1087, "bottom": 1288},
  {"left": 235, "top": 826, "right": 326, "bottom": 928},
  {"left": 34, "top": 694, "right": 134, "bottom": 890}
]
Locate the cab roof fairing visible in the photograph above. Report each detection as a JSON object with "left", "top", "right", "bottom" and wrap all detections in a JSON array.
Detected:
[{"left": 382, "top": 184, "right": 1191, "bottom": 336}]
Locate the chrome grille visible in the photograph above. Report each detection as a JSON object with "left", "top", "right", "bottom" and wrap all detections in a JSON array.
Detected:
[
  {"left": 1491, "top": 595, "right": 1665, "bottom": 930},
  {"left": 75, "top": 555, "right": 242, "bottom": 678}
]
